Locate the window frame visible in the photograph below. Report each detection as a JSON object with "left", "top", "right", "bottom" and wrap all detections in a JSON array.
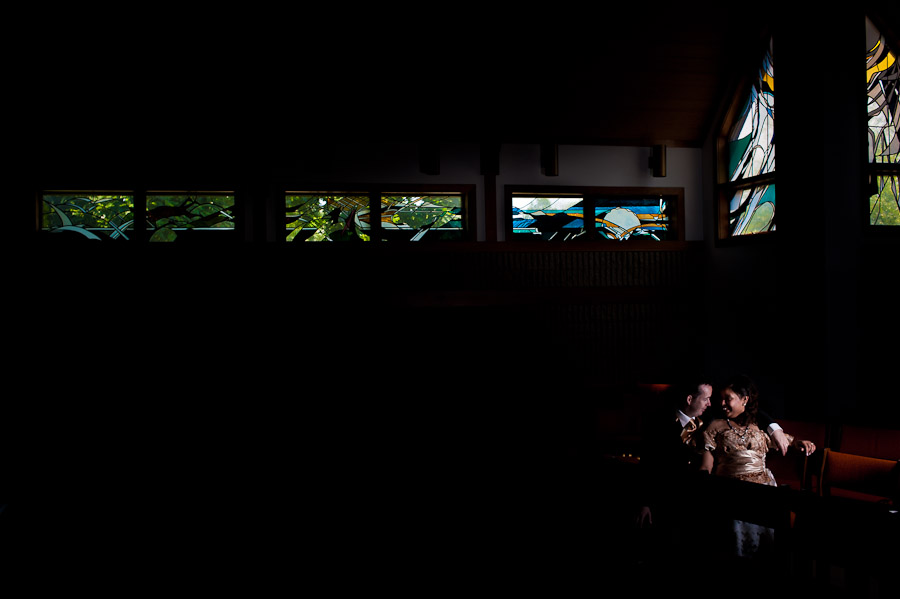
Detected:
[{"left": 505, "top": 185, "right": 686, "bottom": 245}]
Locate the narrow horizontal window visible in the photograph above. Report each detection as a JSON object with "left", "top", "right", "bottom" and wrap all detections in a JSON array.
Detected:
[
  {"left": 594, "top": 196, "right": 675, "bottom": 241},
  {"left": 41, "top": 193, "right": 135, "bottom": 241},
  {"left": 512, "top": 196, "right": 585, "bottom": 241},
  {"left": 380, "top": 194, "right": 464, "bottom": 241},
  {"left": 510, "top": 191, "right": 681, "bottom": 242},
  {"left": 285, "top": 189, "right": 470, "bottom": 242},
  {"left": 147, "top": 193, "right": 235, "bottom": 242},
  {"left": 286, "top": 194, "right": 372, "bottom": 242}
]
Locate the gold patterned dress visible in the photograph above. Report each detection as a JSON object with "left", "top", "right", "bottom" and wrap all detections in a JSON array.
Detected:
[
  {"left": 699, "top": 419, "right": 794, "bottom": 556},
  {"left": 701, "top": 419, "right": 793, "bottom": 485}
]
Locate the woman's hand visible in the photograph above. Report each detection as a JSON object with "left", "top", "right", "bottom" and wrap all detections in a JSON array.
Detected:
[
  {"left": 700, "top": 450, "right": 714, "bottom": 473},
  {"left": 792, "top": 439, "right": 816, "bottom": 456}
]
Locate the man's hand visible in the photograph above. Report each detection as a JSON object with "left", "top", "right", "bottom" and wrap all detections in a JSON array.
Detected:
[{"left": 771, "top": 429, "right": 790, "bottom": 456}]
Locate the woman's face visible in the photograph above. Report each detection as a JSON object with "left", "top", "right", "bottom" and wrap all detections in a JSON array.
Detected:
[{"left": 721, "top": 388, "right": 747, "bottom": 419}]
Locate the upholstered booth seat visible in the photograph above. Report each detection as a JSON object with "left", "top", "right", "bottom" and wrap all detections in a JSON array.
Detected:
[{"left": 819, "top": 448, "right": 899, "bottom": 505}]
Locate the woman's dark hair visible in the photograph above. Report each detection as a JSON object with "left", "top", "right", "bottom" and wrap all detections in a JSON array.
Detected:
[{"left": 723, "top": 374, "right": 759, "bottom": 426}]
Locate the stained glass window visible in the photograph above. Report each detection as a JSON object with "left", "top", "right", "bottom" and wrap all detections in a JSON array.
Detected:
[
  {"left": 286, "top": 191, "right": 467, "bottom": 242},
  {"left": 512, "top": 196, "right": 586, "bottom": 240},
  {"left": 595, "top": 197, "right": 672, "bottom": 241},
  {"left": 41, "top": 194, "right": 135, "bottom": 240},
  {"left": 511, "top": 191, "right": 678, "bottom": 241},
  {"left": 147, "top": 193, "right": 235, "bottom": 242},
  {"left": 720, "top": 37, "right": 775, "bottom": 237},
  {"left": 286, "top": 195, "right": 373, "bottom": 242},
  {"left": 869, "top": 175, "right": 899, "bottom": 225},
  {"left": 380, "top": 195, "right": 464, "bottom": 241},
  {"left": 866, "top": 16, "right": 900, "bottom": 226},
  {"left": 41, "top": 192, "right": 235, "bottom": 242}
]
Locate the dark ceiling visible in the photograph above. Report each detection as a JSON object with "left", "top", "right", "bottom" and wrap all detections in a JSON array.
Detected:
[
  {"left": 347, "top": 6, "right": 770, "bottom": 148},
  {"left": 32, "top": 6, "right": 768, "bottom": 169},
  {"left": 235, "top": 6, "right": 768, "bottom": 151},
  {"left": 32, "top": 5, "right": 896, "bottom": 174}
]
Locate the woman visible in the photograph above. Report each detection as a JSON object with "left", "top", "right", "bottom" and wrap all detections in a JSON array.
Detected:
[{"left": 698, "top": 375, "right": 816, "bottom": 557}]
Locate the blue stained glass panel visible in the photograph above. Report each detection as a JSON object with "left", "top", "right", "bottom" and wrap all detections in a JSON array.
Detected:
[
  {"left": 512, "top": 196, "right": 585, "bottom": 241},
  {"left": 595, "top": 197, "right": 671, "bottom": 241},
  {"left": 727, "top": 38, "right": 775, "bottom": 182}
]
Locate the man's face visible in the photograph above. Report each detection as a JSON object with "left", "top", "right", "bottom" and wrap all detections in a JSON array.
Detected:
[{"left": 686, "top": 384, "right": 712, "bottom": 418}]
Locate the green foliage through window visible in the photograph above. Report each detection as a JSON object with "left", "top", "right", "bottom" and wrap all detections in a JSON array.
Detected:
[
  {"left": 870, "top": 175, "right": 900, "bottom": 226},
  {"left": 146, "top": 194, "right": 235, "bottom": 242},
  {"left": 285, "top": 193, "right": 465, "bottom": 242},
  {"left": 286, "top": 195, "right": 371, "bottom": 242},
  {"left": 41, "top": 194, "right": 135, "bottom": 240}
]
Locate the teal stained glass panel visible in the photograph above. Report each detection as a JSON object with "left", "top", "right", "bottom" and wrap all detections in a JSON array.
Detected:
[
  {"left": 595, "top": 197, "right": 672, "bottom": 241},
  {"left": 727, "top": 38, "right": 775, "bottom": 182},
  {"left": 729, "top": 184, "right": 776, "bottom": 235},
  {"left": 41, "top": 194, "right": 134, "bottom": 240},
  {"left": 513, "top": 196, "right": 672, "bottom": 241},
  {"left": 724, "top": 37, "right": 775, "bottom": 237},
  {"left": 381, "top": 195, "right": 463, "bottom": 241},
  {"left": 286, "top": 195, "right": 371, "bottom": 242},
  {"left": 512, "top": 196, "right": 585, "bottom": 240}
]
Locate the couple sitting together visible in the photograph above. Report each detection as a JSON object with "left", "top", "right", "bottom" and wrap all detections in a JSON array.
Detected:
[{"left": 639, "top": 374, "right": 816, "bottom": 559}]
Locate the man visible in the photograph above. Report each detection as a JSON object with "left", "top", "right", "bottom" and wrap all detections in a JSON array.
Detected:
[{"left": 635, "top": 380, "right": 712, "bottom": 529}]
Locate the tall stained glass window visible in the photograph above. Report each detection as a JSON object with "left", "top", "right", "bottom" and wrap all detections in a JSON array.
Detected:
[
  {"left": 720, "top": 37, "right": 776, "bottom": 237},
  {"left": 866, "top": 16, "right": 900, "bottom": 227}
]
